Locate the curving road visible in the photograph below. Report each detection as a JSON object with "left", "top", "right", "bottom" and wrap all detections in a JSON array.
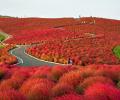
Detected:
[{"left": 9, "top": 45, "right": 62, "bottom": 67}]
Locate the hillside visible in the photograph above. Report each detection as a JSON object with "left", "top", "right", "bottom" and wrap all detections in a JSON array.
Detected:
[
  {"left": 0, "top": 17, "right": 120, "bottom": 65},
  {"left": 0, "top": 17, "right": 120, "bottom": 100}
]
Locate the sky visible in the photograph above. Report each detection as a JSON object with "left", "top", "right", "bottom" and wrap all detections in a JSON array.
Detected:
[{"left": 0, "top": 0, "right": 119, "bottom": 19}]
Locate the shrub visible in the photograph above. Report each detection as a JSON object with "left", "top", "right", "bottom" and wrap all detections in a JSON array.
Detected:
[
  {"left": 59, "top": 70, "right": 82, "bottom": 87},
  {"left": 85, "top": 83, "right": 120, "bottom": 100},
  {"left": 20, "top": 78, "right": 55, "bottom": 100},
  {"left": 53, "top": 93, "right": 84, "bottom": 100},
  {"left": 51, "top": 83, "right": 74, "bottom": 97},
  {"left": 32, "top": 66, "right": 51, "bottom": 79},
  {"left": 11, "top": 70, "right": 30, "bottom": 80},
  {"left": 78, "top": 67, "right": 96, "bottom": 79},
  {"left": 0, "top": 66, "right": 11, "bottom": 80},
  {"left": 0, "top": 89, "right": 26, "bottom": 100},
  {"left": 0, "top": 69, "right": 5, "bottom": 80},
  {"left": 94, "top": 67, "right": 120, "bottom": 82},
  {"left": 113, "top": 46, "right": 120, "bottom": 59},
  {"left": 80, "top": 76, "right": 114, "bottom": 89},
  {"left": 0, "top": 78, "right": 24, "bottom": 90},
  {"left": 75, "top": 85, "right": 84, "bottom": 94},
  {"left": 50, "top": 66, "right": 68, "bottom": 81}
]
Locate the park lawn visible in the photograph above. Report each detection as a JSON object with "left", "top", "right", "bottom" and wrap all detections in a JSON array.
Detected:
[
  {"left": 113, "top": 46, "right": 120, "bottom": 59},
  {"left": 0, "top": 45, "right": 4, "bottom": 49},
  {"left": 0, "top": 34, "right": 6, "bottom": 42}
]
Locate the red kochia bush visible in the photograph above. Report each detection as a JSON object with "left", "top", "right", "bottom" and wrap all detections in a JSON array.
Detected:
[
  {"left": 0, "top": 69, "right": 30, "bottom": 91},
  {"left": 80, "top": 76, "right": 114, "bottom": 89},
  {"left": 0, "top": 66, "right": 11, "bottom": 80},
  {"left": 59, "top": 70, "right": 82, "bottom": 87},
  {"left": 32, "top": 66, "right": 51, "bottom": 79},
  {"left": 0, "top": 79, "right": 21, "bottom": 91},
  {"left": 85, "top": 83, "right": 120, "bottom": 100},
  {"left": 0, "top": 89, "right": 26, "bottom": 100},
  {"left": 51, "top": 83, "right": 74, "bottom": 97},
  {"left": 50, "top": 66, "right": 70, "bottom": 81},
  {"left": 94, "top": 67, "right": 119, "bottom": 81},
  {"left": 78, "top": 67, "right": 96, "bottom": 79},
  {"left": 53, "top": 93, "right": 84, "bottom": 100},
  {"left": 20, "top": 78, "right": 55, "bottom": 100},
  {"left": 0, "top": 68, "right": 6, "bottom": 80},
  {"left": 11, "top": 70, "right": 30, "bottom": 80}
]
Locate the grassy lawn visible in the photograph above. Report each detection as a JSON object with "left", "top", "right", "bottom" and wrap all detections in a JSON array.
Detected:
[
  {"left": 0, "top": 34, "right": 6, "bottom": 42},
  {"left": 113, "top": 46, "right": 120, "bottom": 59},
  {"left": 0, "top": 45, "right": 4, "bottom": 49}
]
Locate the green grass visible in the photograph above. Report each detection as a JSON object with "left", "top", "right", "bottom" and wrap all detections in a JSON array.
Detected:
[
  {"left": 0, "top": 45, "right": 4, "bottom": 49},
  {"left": 0, "top": 33, "right": 6, "bottom": 49},
  {"left": 113, "top": 46, "right": 120, "bottom": 59},
  {"left": 0, "top": 34, "right": 6, "bottom": 42}
]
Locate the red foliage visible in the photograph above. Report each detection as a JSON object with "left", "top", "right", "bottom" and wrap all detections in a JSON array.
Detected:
[
  {"left": 5, "top": 28, "right": 75, "bottom": 45},
  {"left": 0, "top": 65, "right": 12, "bottom": 79},
  {"left": 0, "top": 78, "right": 23, "bottom": 91},
  {"left": 52, "top": 83, "right": 74, "bottom": 97},
  {"left": 27, "top": 31, "right": 120, "bottom": 65},
  {"left": 50, "top": 66, "right": 73, "bottom": 81},
  {"left": 0, "top": 45, "right": 17, "bottom": 65},
  {"left": 53, "top": 93, "right": 84, "bottom": 100},
  {"left": 0, "top": 69, "right": 31, "bottom": 90},
  {"left": 1, "top": 17, "right": 120, "bottom": 65},
  {"left": 20, "top": 78, "right": 55, "bottom": 100},
  {"left": 80, "top": 76, "right": 114, "bottom": 89},
  {"left": 77, "top": 67, "right": 96, "bottom": 79},
  {"left": 0, "top": 89, "right": 26, "bottom": 100},
  {"left": 0, "top": 17, "right": 120, "bottom": 100},
  {"left": 85, "top": 83, "right": 120, "bottom": 100},
  {"left": 94, "top": 65, "right": 120, "bottom": 81},
  {"left": 23, "top": 17, "right": 120, "bottom": 66},
  {"left": 0, "top": 64, "right": 120, "bottom": 99},
  {"left": 32, "top": 66, "right": 51, "bottom": 79},
  {"left": 59, "top": 70, "right": 82, "bottom": 87}
]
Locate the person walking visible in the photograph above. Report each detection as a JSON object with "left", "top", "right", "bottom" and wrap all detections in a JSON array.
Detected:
[{"left": 68, "top": 58, "right": 73, "bottom": 65}]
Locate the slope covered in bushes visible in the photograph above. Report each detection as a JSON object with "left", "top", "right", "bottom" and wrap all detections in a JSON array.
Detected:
[
  {"left": 0, "top": 64, "right": 120, "bottom": 100},
  {"left": 0, "top": 17, "right": 119, "bottom": 45},
  {"left": 0, "top": 17, "right": 120, "bottom": 66}
]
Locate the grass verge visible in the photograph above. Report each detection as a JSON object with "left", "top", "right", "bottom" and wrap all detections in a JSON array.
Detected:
[
  {"left": 113, "top": 46, "right": 120, "bottom": 59},
  {"left": 0, "top": 34, "right": 6, "bottom": 42}
]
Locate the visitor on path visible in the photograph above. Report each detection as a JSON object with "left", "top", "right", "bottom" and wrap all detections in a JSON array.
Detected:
[{"left": 68, "top": 58, "right": 73, "bottom": 65}]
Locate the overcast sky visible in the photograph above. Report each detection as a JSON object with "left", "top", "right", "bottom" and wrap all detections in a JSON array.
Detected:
[{"left": 0, "top": 0, "right": 119, "bottom": 19}]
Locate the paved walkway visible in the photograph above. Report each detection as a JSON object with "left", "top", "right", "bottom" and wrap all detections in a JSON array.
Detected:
[{"left": 9, "top": 46, "right": 61, "bottom": 67}]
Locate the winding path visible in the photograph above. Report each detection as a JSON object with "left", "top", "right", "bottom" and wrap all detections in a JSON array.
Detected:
[
  {"left": 9, "top": 45, "right": 62, "bottom": 67},
  {"left": 1, "top": 31, "right": 64, "bottom": 67}
]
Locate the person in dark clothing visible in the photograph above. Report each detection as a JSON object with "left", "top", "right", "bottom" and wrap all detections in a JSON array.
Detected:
[{"left": 68, "top": 58, "right": 73, "bottom": 65}]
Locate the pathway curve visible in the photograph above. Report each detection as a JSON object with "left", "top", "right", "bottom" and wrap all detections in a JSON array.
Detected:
[
  {"left": 1, "top": 31, "right": 64, "bottom": 67},
  {"left": 9, "top": 45, "right": 61, "bottom": 66}
]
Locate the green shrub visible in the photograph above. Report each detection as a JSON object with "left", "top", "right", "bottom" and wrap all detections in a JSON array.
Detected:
[{"left": 113, "top": 46, "right": 120, "bottom": 59}]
